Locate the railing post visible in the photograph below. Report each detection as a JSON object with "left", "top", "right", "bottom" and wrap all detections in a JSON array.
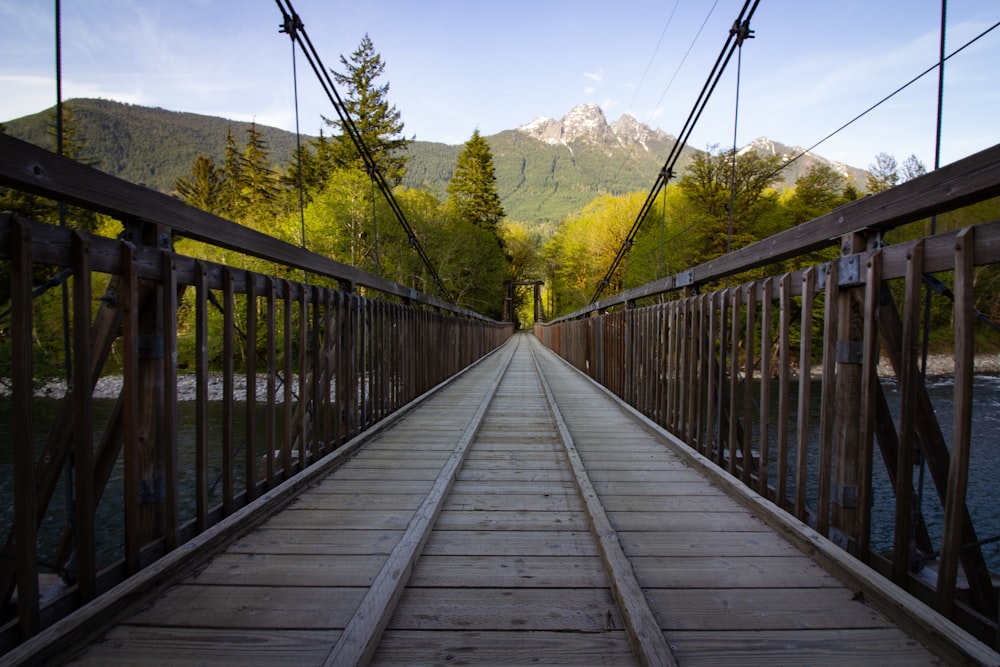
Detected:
[{"left": 831, "top": 232, "right": 869, "bottom": 554}]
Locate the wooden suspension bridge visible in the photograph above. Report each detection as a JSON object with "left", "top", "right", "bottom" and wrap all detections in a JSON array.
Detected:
[{"left": 1, "top": 130, "right": 1000, "bottom": 665}]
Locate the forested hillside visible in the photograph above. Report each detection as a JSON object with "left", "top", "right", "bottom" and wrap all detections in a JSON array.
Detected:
[{"left": 3, "top": 98, "right": 867, "bottom": 234}]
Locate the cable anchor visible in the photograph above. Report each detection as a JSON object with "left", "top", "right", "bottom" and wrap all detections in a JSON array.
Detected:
[
  {"left": 730, "top": 19, "right": 754, "bottom": 46},
  {"left": 279, "top": 13, "right": 303, "bottom": 39}
]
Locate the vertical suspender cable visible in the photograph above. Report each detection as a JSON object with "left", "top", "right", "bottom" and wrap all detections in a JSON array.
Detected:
[
  {"left": 55, "top": 0, "right": 79, "bottom": 582},
  {"left": 917, "top": 0, "right": 947, "bottom": 537},
  {"left": 281, "top": 13, "right": 309, "bottom": 283}
]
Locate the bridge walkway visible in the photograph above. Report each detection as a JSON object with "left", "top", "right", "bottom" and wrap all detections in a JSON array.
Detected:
[{"left": 62, "top": 334, "right": 943, "bottom": 666}]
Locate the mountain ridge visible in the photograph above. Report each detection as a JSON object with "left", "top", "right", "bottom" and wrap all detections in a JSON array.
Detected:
[{"left": 3, "top": 98, "right": 869, "bottom": 229}]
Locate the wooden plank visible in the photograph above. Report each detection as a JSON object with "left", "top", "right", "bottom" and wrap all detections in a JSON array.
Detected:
[
  {"left": 188, "top": 553, "right": 385, "bottom": 587},
  {"left": 617, "top": 530, "right": 800, "bottom": 557},
  {"left": 434, "top": 509, "right": 590, "bottom": 531},
  {"left": 629, "top": 556, "right": 841, "bottom": 589},
  {"left": 407, "top": 555, "right": 609, "bottom": 588},
  {"left": 126, "top": 585, "right": 365, "bottom": 629},
  {"left": 421, "top": 530, "right": 599, "bottom": 557},
  {"left": 645, "top": 588, "right": 894, "bottom": 630},
  {"left": 387, "top": 587, "right": 622, "bottom": 630},
  {"left": 321, "top": 340, "right": 517, "bottom": 666},
  {"left": 229, "top": 529, "right": 404, "bottom": 556},
  {"left": 531, "top": 337, "right": 678, "bottom": 667},
  {"left": 665, "top": 628, "right": 946, "bottom": 666},
  {"left": 371, "top": 630, "right": 637, "bottom": 666},
  {"left": 72, "top": 627, "right": 341, "bottom": 667}
]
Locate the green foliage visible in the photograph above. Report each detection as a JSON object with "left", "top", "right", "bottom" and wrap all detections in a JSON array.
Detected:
[
  {"left": 676, "top": 146, "right": 784, "bottom": 265},
  {"left": 866, "top": 152, "right": 899, "bottom": 193},
  {"left": 785, "top": 163, "right": 848, "bottom": 225}
]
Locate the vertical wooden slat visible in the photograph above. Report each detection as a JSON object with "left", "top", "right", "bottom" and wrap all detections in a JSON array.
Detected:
[
  {"left": 695, "top": 293, "right": 709, "bottom": 454},
  {"left": 936, "top": 227, "right": 975, "bottom": 616},
  {"left": 686, "top": 296, "right": 698, "bottom": 443},
  {"left": 743, "top": 282, "right": 756, "bottom": 485},
  {"left": 71, "top": 233, "right": 95, "bottom": 602},
  {"left": 281, "top": 280, "right": 294, "bottom": 476},
  {"left": 244, "top": 273, "right": 257, "bottom": 501},
  {"left": 817, "top": 260, "right": 840, "bottom": 539},
  {"left": 310, "top": 286, "right": 322, "bottom": 462},
  {"left": 194, "top": 262, "right": 209, "bottom": 531},
  {"left": 221, "top": 267, "right": 235, "bottom": 515},
  {"left": 705, "top": 291, "right": 719, "bottom": 462},
  {"left": 857, "top": 250, "right": 882, "bottom": 561},
  {"left": 795, "top": 267, "right": 816, "bottom": 523},
  {"left": 265, "top": 276, "right": 276, "bottom": 487},
  {"left": 321, "top": 288, "right": 333, "bottom": 452},
  {"left": 161, "top": 251, "right": 179, "bottom": 550},
  {"left": 297, "top": 284, "right": 308, "bottom": 465},
  {"left": 776, "top": 273, "right": 792, "bottom": 510},
  {"left": 727, "top": 286, "right": 741, "bottom": 476},
  {"left": 11, "top": 220, "right": 39, "bottom": 635},
  {"left": 893, "top": 241, "right": 923, "bottom": 588},
  {"left": 758, "top": 278, "right": 773, "bottom": 498},
  {"left": 121, "top": 240, "right": 141, "bottom": 574}
]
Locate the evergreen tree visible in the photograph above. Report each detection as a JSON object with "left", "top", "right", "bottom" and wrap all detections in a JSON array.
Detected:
[
  {"left": 327, "top": 33, "right": 410, "bottom": 184},
  {"left": 447, "top": 129, "right": 505, "bottom": 233},
  {"left": 175, "top": 155, "right": 222, "bottom": 213},
  {"left": 238, "top": 122, "right": 281, "bottom": 223},
  {"left": 217, "top": 128, "right": 244, "bottom": 219}
]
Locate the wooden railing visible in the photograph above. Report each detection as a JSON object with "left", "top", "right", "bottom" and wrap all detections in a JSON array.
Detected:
[
  {"left": 0, "top": 134, "right": 512, "bottom": 653},
  {"left": 536, "top": 142, "right": 1000, "bottom": 648}
]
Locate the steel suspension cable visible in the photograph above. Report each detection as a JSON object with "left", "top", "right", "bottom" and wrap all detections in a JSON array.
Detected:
[
  {"left": 274, "top": 0, "right": 453, "bottom": 302},
  {"left": 758, "top": 17, "right": 999, "bottom": 187},
  {"left": 591, "top": 0, "right": 760, "bottom": 304}
]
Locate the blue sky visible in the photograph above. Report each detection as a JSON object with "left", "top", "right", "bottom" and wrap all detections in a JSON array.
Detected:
[{"left": 1, "top": 1, "right": 997, "bottom": 171}]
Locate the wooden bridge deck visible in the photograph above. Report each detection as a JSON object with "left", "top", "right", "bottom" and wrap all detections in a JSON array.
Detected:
[{"left": 62, "top": 334, "right": 947, "bottom": 666}]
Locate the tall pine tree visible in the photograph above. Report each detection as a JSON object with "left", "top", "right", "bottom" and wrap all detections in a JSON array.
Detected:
[
  {"left": 447, "top": 129, "right": 505, "bottom": 233},
  {"left": 326, "top": 34, "right": 410, "bottom": 185}
]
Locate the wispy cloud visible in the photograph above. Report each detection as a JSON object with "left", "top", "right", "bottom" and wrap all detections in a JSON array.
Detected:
[{"left": 583, "top": 67, "right": 604, "bottom": 83}]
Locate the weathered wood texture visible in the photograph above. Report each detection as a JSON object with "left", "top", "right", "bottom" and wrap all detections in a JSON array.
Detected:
[
  {"left": 60, "top": 336, "right": 966, "bottom": 666},
  {"left": 531, "top": 336, "right": 950, "bottom": 666}
]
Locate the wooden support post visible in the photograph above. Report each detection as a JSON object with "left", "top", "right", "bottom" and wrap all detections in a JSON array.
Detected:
[
  {"left": 795, "top": 267, "right": 816, "bottom": 524},
  {"left": 245, "top": 271, "right": 258, "bottom": 502},
  {"left": 120, "top": 240, "right": 141, "bottom": 574},
  {"left": 71, "top": 233, "right": 96, "bottom": 601},
  {"left": 195, "top": 262, "right": 209, "bottom": 532},
  {"left": 161, "top": 250, "right": 179, "bottom": 551},
  {"left": 893, "top": 241, "right": 923, "bottom": 588},
  {"left": 831, "top": 234, "right": 867, "bottom": 554},
  {"left": 817, "top": 260, "right": 840, "bottom": 540},
  {"left": 936, "top": 227, "right": 975, "bottom": 616},
  {"left": 11, "top": 220, "right": 39, "bottom": 636}
]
